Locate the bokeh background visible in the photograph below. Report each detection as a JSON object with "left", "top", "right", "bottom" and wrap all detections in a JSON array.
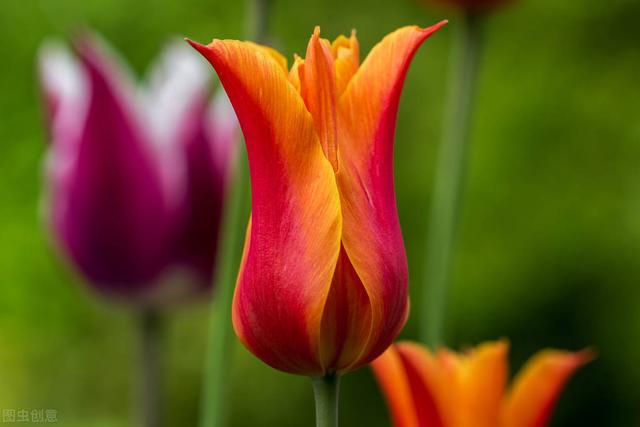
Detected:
[{"left": 1, "top": 0, "right": 639, "bottom": 425}]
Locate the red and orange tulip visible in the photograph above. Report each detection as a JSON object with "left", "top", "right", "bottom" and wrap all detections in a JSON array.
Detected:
[
  {"left": 371, "top": 341, "right": 592, "bottom": 427},
  {"left": 189, "top": 21, "right": 446, "bottom": 376}
]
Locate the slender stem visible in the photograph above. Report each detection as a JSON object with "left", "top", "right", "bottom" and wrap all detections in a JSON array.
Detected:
[
  {"left": 312, "top": 375, "right": 340, "bottom": 427},
  {"left": 137, "top": 308, "right": 163, "bottom": 427},
  {"left": 199, "top": 2, "right": 271, "bottom": 427},
  {"left": 199, "top": 144, "right": 250, "bottom": 427},
  {"left": 247, "top": 0, "right": 272, "bottom": 42},
  {"left": 420, "top": 11, "right": 486, "bottom": 347}
]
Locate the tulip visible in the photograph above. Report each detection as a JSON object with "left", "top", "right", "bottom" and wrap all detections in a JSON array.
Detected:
[
  {"left": 189, "top": 22, "right": 446, "bottom": 378},
  {"left": 371, "top": 340, "right": 592, "bottom": 427},
  {"left": 39, "top": 33, "right": 237, "bottom": 305}
]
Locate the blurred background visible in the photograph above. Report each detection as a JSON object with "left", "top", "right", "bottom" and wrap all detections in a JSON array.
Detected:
[{"left": 1, "top": 0, "right": 639, "bottom": 425}]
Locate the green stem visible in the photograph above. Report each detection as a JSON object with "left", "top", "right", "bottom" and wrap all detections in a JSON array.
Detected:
[
  {"left": 137, "top": 308, "right": 163, "bottom": 427},
  {"left": 312, "top": 375, "right": 340, "bottom": 427},
  {"left": 247, "top": 0, "right": 272, "bottom": 42},
  {"left": 420, "top": 11, "right": 486, "bottom": 348},
  {"left": 199, "top": 2, "right": 271, "bottom": 427},
  {"left": 199, "top": 143, "right": 250, "bottom": 427}
]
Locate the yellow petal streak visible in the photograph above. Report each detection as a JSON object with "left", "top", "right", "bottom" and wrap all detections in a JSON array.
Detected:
[
  {"left": 300, "top": 27, "right": 339, "bottom": 171},
  {"left": 332, "top": 31, "right": 360, "bottom": 96}
]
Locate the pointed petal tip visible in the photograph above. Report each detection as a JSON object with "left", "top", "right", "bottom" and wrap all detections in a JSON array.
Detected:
[
  {"left": 421, "top": 19, "right": 449, "bottom": 35},
  {"left": 185, "top": 38, "right": 210, "bottom": 55},
  {"left": 71, "top": 31, "right": 95, "bottom": 61},
  {"left": 69, "top": 26, "right": 89, "bottom": 46},
  {"left": 570, "top": 347, "right": 597, "bottom": 367},
  {"left": 543, "top": 346, "right": 596, "bottom": 369},
  {"left": 186, "top": 37, "right": 224, "bottom": 50},
  {"left": 70, "top": 31, "right": 121, "bottom": 76},
  {"left": 70, "top": 32, "right": 110, "bottom": 79},
  {"left": 493, "top": 338, "right": 510, "bottom": 353},
  {"left": 495, "top": 337, "right": 511, "bottom": 351},
  {"left": 71, "top": 28, "right": 109, "bottom": 61}
]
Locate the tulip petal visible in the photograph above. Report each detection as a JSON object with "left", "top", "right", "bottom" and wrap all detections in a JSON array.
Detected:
[
  {"left": 245, "top": 42, "right": 289, "bottom": 73},
  {"left": 300, "top": 27, "right": 339, "bottom": 170},
  {"left": 38, "top": 40, "right": 88, "bottom": 144},
  {"left": 501, "top": 349, "right": 593, "bottom": 427},
  {"left": 141, "top": 40, "right": 212, "bottom": 204},
  {"left": 143, "top": 39, "right": 211, "bottom": 153},
  {"left": 318, "top": 246, "right": 372, "bottom": 371},
  {"left": 336, "top": 22, "right": 446, "bottom": 365},
  {"left": 331, "top": 32, "right": 359, "bottom": 96},
  {"left": 288, "top": 54, "right": 304, "bottom": 93},
  {"left": 143, "top": 41, "right": 238, "bottom": 288},
  {"left": 455, "top": 341, "right": 508, "bottom": 427},
  {"left": 190, "top": 38, "right": 342, "bottom": 375},
  {"left": 398, "top": 342, "right": 447, "bottom": 427},
  {"left": 52, "top": 35, "right": 170, "bottom": 292},
  {"left": 371, "top": 342, "right": 449, "bottom": 427},
  {"left": 38, "top": 41, "right": 88, "bottom": 225},
  {"left": 172, "top": 91, "right": 237, "bottom": 288},
  {"left": 370, "top": 344, "right": 421, "bottom": 427}
]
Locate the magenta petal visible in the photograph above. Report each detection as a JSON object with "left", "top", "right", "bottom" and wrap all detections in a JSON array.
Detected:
[
  {"left": 50, "top": 35, "right": 171, "bottom": 293},
  {"left": 172, "top": 90, "right": 238, "bottom": 287},
  {"left": 40, "top": 34, "right": 237, "bottom": 304},
  {"left": 141, "top": 41, "right": 238, "bottom": 288}
]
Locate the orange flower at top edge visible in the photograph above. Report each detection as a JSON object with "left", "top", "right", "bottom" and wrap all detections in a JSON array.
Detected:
[
  {"left": 188, "top": 21, "right": 447, "bottom": 377},
  {"left": 371, "top": 341, "right": 593, "bottom": 427}
]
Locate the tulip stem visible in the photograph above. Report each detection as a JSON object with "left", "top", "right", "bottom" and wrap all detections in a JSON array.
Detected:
[
  {"left": 137, "top": 308, "right": 163, "bottom": 427},
  {"left": 199, "top": 1, "right": 271, "bottom": 427},
  {"left": 199, "top": 144, "right": 251, "bottom": 427},
  {"left": 312, "top": 374, "right": 341, "bottom": 427},
  {"left": 421, "top": 10, "right": 486, "bottom": 347},
  {"left": 247, "top": 0, "right": 272, "bottom": 42}
]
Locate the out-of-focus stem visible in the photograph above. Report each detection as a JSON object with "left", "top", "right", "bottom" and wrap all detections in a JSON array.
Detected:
[
  {"left": 199, "top": 3, "right": 272, "bottom": 427},
  {"left": 421, "top": 10, "right": 486, "bottom": 347},
  {"left": 137, "top": 308, "right": 162, "bottom": 427},
  {"left": 247, "top": 0, "right": 272, "bottom": 42},
  {"left": 312, "top": 375, "right": 340, "bottom": 427},
  {"left": 199, "top": 143, "right": 250, "bottom": 427}
]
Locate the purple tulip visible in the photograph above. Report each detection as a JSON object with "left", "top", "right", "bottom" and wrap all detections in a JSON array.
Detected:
[{"left": 38, "top": 33, "right": 237, "bottom": 305}]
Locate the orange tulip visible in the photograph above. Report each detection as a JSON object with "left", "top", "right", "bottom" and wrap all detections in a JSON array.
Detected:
[
  {"left": 371, "top": 341, "right": 592, "bottom": 427},
  {"left": 189, "top": 21, "right": 447, "bottom": 376}
]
